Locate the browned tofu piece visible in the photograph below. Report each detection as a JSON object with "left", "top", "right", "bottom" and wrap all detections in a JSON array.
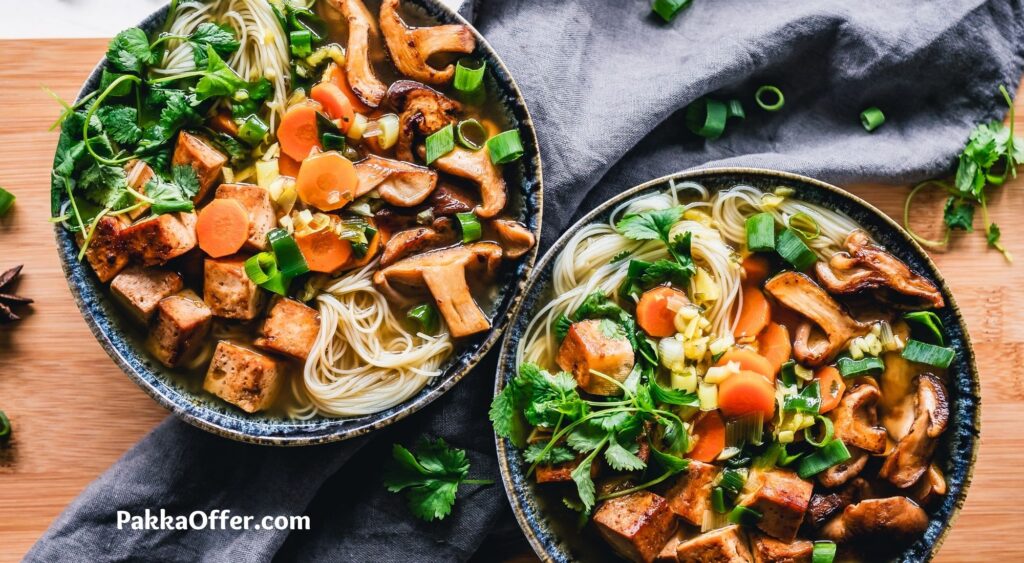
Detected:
[
  {"left": 655, "top": 530, "right": 686, "bottom": 563},
  {"left": 121, "top": 212, "right": 198, "bottom": 266},
  {"left": 124, "top": 160, "right": 154, "bottom": 220},
  {"left": 594, "top": 491, "right": 678, "bottom": 563},
  {"left": 557, "top": 319, "right": 635, "bottom": 396},
  {"left": 204, "top": 256, "right": 265, "bottom": 320},
  {"left": 109, "top": 266, "right": 184, "bottom": 323},
  {"left": 739, "top": 470, "right": 813, "bottom": 542},
  {"left": 665, "top": 460, "right": 719, "bottom": 526},
  {"left": 534, "top": 455, "right": 599, "bottom": 484},
  {"left": 146, "top": 290, "right": 212, "bottom": 368},
  {"left": 215, "top": 183, "right": 276, "bottom": 251},
  {"left": 172, "top": 131, "right": 227, "bottom": 201},
  {"left": 77, "top": 215, "right": 129, "bottom": 282},
  {"left": 254, "top": 298, "right": 321, "bottom": 360},
  {"left": 749, "top": 533, "right": 812, "bottom": 563},
  {"left": 203, "top": 341, "right": 282, "bottom": 413},
  {"left": 676, "top": 526, "right": 752, "bottom": 563}
]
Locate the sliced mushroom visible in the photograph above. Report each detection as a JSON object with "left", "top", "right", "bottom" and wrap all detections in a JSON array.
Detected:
[
  {"left": 354, "top": 155, "right": 438, "bottom": 206},
  {"left": 815, "top": 231, "right": 944, "bottom": 308},
  {"left": 879, "top": 373, "right": 949, "bottom": 488},
  {"left": 818, "top": 447, "right": 869, "bottom": 488},
  {"left": 380, "top": 223, "right": 457, "bottom": 267},
  {"left": 430, "top": 147, "right": 507, "bottom": 218},
  {"left": 829, "top": 384, "right": 888, "bottom": 454},
  {"left": 387, "top": 80, "right": 461, "bottom": 162},
  {"left": 379, "top": 0, "right": 475, "bottom": 85},
  {"left": 492, "top": 219, "right": 536, "bottom": 259},
  {"left": 877, "top": 332, "right": 918, "bottom": 442},
  {"left": 331, "top": 0, "right": 387, "bottom": 108},
  {"left": 820, "top": 497, "right": 929, "bottom": 544},
  {"left": 807, "top": 478, "right": 871, "bottom": 529},
  {"left": 764, "top": 272, "right": 870, "bottom": 366},
  {"left": 373, "top": 242, "right": 502, "bottom": 337},
  {"left": 910, "top": 463, "right": 947, "bottom": 506},
  {"left": 428, "top": 183, "right": 475, "bottom": 215}
]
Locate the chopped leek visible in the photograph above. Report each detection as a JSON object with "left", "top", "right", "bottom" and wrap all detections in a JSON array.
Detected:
[
  {"left": 255, "top": 159, "right": 280, "bottom": 189},
  {"left": 698, "top": 382, "right": 718, "bottom": 411},
  {"left": 787, "top": 212, "right": 820, "bottom": 240},
  {"left": 375, "top": 113, "right": 400, "bottom": 150},
  {"left": 487, "top": 130, "right": 524, "bottom": 164},
  {"left": 803, "top": 415, "right": 834, "bottom": 448},
  {"left": 797, "top": 440, "right": 851, "bottom": 478},
  {"left": 239, "top": 115, "right": 269, "bottom": 146},
  {"left": 347, "top": 113, "right": 368, "bottom": 141},
  {"left": 783, "top": 381, "right": 821, "bottom": 413},
  {"left": 727, "top": 505, "right": 762, "bottom": 526},
  {"left": 755, "top": 85, "right": 785, "bottom": 111},
  {"left": 727, "top": 99, "right": 745, "bottom": 120},
  {"left": 456, "top": 119, "right": 487, "bottom": 151},
  {"left": 780, "top": 360, "right": 798, "bottom": 386},
  {"left": 425, "top": 124, "right": 455, "bottom": 165},
  {"left": 711, "top": 487, "right": 727, "bottom": 513},
  {"left": 718, "top": 469, "right": 747, "bottom": 495},
  {"left": 0, "top": 186, "right": 14, "bottom": 216},
  {"left": 812, "top": 541, "right": 837, "bottom": 563},
  {"left": 745, "top": 212, "right": 776, "bottom": 252},
  {"left": 671, "top": 367, "right": 698, "bottom": 393},
  {"left": 456, "top": 211, "right": 482, "bottom": 243},
  {"left": 322, "top": 132, "right": 346, "bottom": 151},
  {"left": 904, "top": 310, "right": 946, "bottom": 345},
  {"left": 860, "top": 107, "right": 886, "bottom": 132},
  {"left": 408, "top": 304, "right": 440, "bottom": 334},
  {"left": 651, "top": 0, "right": 692, "bottom": 22},
  {"left": 902, "top": 339, "right": 955, "bottom": 368},
  {"left": 289, "top": 30, "right": 313, "bottom": 58},
  {"left": 776, "top": 228, "right": 817, "bottom": 270},
  {"left": 836, "top": 356, "right": 885, "bottom": 378},
  {"left": 453, "top": 59, "right": 486, "bottom": 97},
  {"left": 267, "top": 228, "right": 310, "bottom": 278},
  {"left": 725, "top": 412, "right": 764, "bottom": 447},
  {"left": 686, "top": 98, "right": 728, "bottom": 140}
]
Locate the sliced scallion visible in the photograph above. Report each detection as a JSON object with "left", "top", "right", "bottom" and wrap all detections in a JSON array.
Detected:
[
  {"left": 718, "top": 469, "right": 747, "bottom": 495},
  {"left": 686, "top": 98, "right": 729, "bottom": 140},
  {"left": 0, "top": 410, "right": 10, "bottom": 442},
  {"left": 784, "top": 381, "right": 821, "bottom": 414},
  {"left": 487, "top": 130, "right": 524, "bottom": 164},
  {"left": 425, "top": 124, "right": 455, "bottom": 165},
  {"left": 711, "top": 487, "right": 727, "bottom": 513},
  {"left": 812, "top": 541, "right": 837, "bottom": 563},
  {"left": 860, "top": 107, "right": 886, "bottom": 132},
  {"left": 837, "top": 356, "right": 885, "bottom": 378},
  {"left": 244, "top": 252, "right": 277, "bottom": 285},
  {"left": 902, "top": 339, "right": 955, "bottom": 368},
  {"left": 651, "top": 0, "right": 692, "bottom": 22},
  {"left": 803, "top": 415, "right": 835, "bottom": 448},
  {"left": 289, "top": 30, "right": 313, "bottom": 58},
  {"left": 268, "top": 228, "right": 310, "bottom": 278},
  {"left": 746, "top": 212, "right": 776, "bottom": 252},
  {"left": 456, "top": 211, "right": 482, "bottom": 243},
  {"left": 408, "top": 303, "right": 440, "bottom": 334},
  {"left": 238, "top": 115, "right": 269, "bottom": 146},
  {"left": 727, "top": 505, "right": 762, "bottom": 526},
  {"left": 779, "top": 360, "right": 797, "bottom": 386},
  {"left": 456, "top": 119, "right": 487, "bottom": 151},
  {"left": 904, "top": 311, "right": 945, "bottom": 346},
  {"left": 322, "top": 132, "right": 346, "bottom": 151},
  {"left": 776, "top": 228, "right": 817, "bottom": 270},
  {"left": 0, "top": 186, "right": 15, "bottom": 216},
  {"left": 797, "top": 439, "right": 851, "bottom": 478},
  {"left": 453, "top": 58, "right": 486, "bottom": 97},
  {"left": 727, "top": 99, "right": 745, "bottom": 119},
  {"left": 755, "top": 85, "right": 785, "bottom": 111},
  {"left": 787, "top": 212, "right": 820, "bottom": 240}
]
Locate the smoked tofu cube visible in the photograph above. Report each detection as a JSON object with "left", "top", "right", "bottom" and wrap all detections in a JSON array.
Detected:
[
  {"left": 124, "top": 160, "right": 154, "bottom": 220},
  {"left": 172, "top": 131, "right": 227, "bottom": 202},
  {"left": 146, "top": 290, "right": 212, "bottom": 368},
  {"left": 676, "top": 526, "right": 752, "bottom": 563},
  {"left": 664, "top": 460, "right": 719, "bottom": 526},
  {"left": 203, "top": 341, "right": 282, "bottom": 413},
  {"left": 254, "top": 298, "right": 321, "bottom": 360},
  {"left": 204, "top": 256, "right": 265, "bottom": 320},
  {"left": 557, "top": 319, "right": 635, "bottom": 396},
  {"left": 109, "top": 266, "right": 184, "bottom": 323},
  {"left": 215, "top": 183, "right": 276, "bottom": 251},
  {"left": 750, "top": 533, "right": 812, "bottom": 563},
  {"left": 121, "top": 212, "right": 198, "bottom": 266},
  {"left": 534, "top": 455, "right": 599, "bottom": 484},
  {"left": 77, "top": 215, "right": 129, "bottom": 283},
  {"left": 594, "top": 491, "right": 677, "bottom": 563},
  {"left": 654, "top": 530, "right": 686, "bottom": 563},
  {"left": 739, "top": 470, "right": 813, "bottom": 542}
]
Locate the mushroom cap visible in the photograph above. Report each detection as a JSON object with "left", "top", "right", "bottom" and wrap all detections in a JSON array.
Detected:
[
  {"left": 353, "top": 154, "right": 438, "bottom": 207},
  {"left": 380, "top": 0, "right": 475, "bottom": 85},
  {"left": 828, "top": 384, "right": 888, "bottom": 454},
  {"left": 492, "top": 219, "right": 536, "bottom": 259},
  {"left": 821, "top": 496, "right": 929, "bottom": 544},
  {"left": 380, "top": 223, "right": 457, "bottom": 267},
  {"left": 387, "top": 80, "right": 461, "bottom": 162},
  {"left": 879, "top": 373, "right": 949, "bottom": 488},
  {"left": 332, "top": 0, "right": 387, "bottom": 108}
]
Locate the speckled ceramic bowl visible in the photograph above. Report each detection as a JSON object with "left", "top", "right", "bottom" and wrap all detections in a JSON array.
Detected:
[
  {"left": 495, "top": 169, "right": 979, "bottom": 562},
  {"left": 54, "top": 0, "right": 542, "bottom": 445}
]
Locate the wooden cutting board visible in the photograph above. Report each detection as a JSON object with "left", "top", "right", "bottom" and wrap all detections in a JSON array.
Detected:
[{"left": 1, "top": 39, "right": 1022, "bottom": 563}]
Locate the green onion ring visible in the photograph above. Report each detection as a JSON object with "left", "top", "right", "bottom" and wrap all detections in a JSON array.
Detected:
[
  {"left": 727, "top": 99, "right": 746, "bottom": 119},
  {"left": 787, "top": 211, "right": 820, "bottom": 240},
  {"left": 804, "top": 415, "right": 834, "bottom": 448},
  {"left": 860, "top": 106, "right": 886, "bottom": 132},
  {"left": 244, "top": 252, "right": 278, "bottom": 285},
  {"left": 0, "top": 410, "right": 10, "bottom": 442},
  {"left": 903, "top": 180, "right": 952, "bottom": 249},
  {"left": 755, "top": 85, "right": 785, "bottom": 111},
  {"left": 456, "top": 119, "right": 487, "bottom": 151},
  {"left": 685, "top": 98, "right": 729, "bottom": 139}
]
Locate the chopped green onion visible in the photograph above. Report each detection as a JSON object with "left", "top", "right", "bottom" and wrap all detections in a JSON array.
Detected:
[
  {"left": 651, "top": 0, "right": 692, "bottom": 22},
  {"left": 746, "top": 212, "right": 776, "bottom": 252},
  {"left": 725, "top": 413, "right": 764, "bottom": 448},
  {"left": 803, "top": 415, "right": 835, "bottom": 448},
  {"left": 0, "top": 187, "right": 15, "bottom": 216},
  {"left": 836, "top": 356, "right": 885, "bottom": 378},
  {"left": 238, "top": 115, "right": 269, "bottom": 146},
  {"left": 776, "top": 228, "right": 817, "bottom": 270},
  {"left": 718, "top": 469, "right": 747, "bottom": 495},
  {"left": 350, "top": 224, "right": 378, "bottom": 259},
  {"left": 453, "top": 59, "right": 486, "bottom": 96},
  {"left": 685, "top": 98, "right": 728, "bottom": 140},
  {"left": 322, "top": 132, "right": 346, "bottom": 151},
  {"left": 260, "top": 272, "right": 292, "bottom": 296},
  {"left": 787, "top": 212, "right": 820, "bottom": 240},
  {"left": 904, "top": 311, "right": 945, "bottom": 346},
  {"left": 456, "top": 211, "right": 482, "bottom": 243},
  {"left": 812, "top": 541, "right": 837, "bottom": 563},
  {"left": 779, "top": 360, "right": 797, "bottom": 386},
  {"left": 268, "top": 228, "right": 310, "bottom": 278},
  {"left": 784, "top": 381, "right": 821, "bottom": 414},
  {"left": 425, "top": 124, "right": 455, "bottom": 165},
  {"left": 902, "top": 339, "right": 955, "bottom": 369},
  {"left": 727, "top": 505, "right": 762, "bottom": 526},
  {"left": 711, "top": 487, "right": 727, "bottom": 513},
  {"left": 755, "top": 85, "right": 785, "bottom": 111},
  {"left": 779, "top": 447, "right": 804, "bottom": 467},
  {"left": 727, "top": 99, "right": 745, "bottom": 119},
  {"left": 0, "top": 410, "right": 10, "bottom": 442},
  {"left": 289, "top": 30, "right": 313, "bottom": 58},
  {"left": 456, "top": 119, "right": 487, "bottom": 151},
  {"left": 860, "top": 107, "right": 886, "bottom": 132},
  {"left": 487, "top": 130, "right": 524, "bottom": 165},
  {"left": 797, "top": 439, "right": 851, "bottom": 478},
  {"left": 244, "top": 252, "right": 278, "bottom": 285},
  {"left": 408, "top": 303, "right": 440, "bottom": 334}
]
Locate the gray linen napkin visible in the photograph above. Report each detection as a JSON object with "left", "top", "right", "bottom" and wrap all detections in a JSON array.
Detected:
[{"left": 26, "top": 0, "right": 1024, "bottom": 561}]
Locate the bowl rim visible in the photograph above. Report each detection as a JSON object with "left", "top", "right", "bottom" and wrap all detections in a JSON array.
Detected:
[
  {"left": 53, "top": 0, "right": 544, "bottom": 446},
  {"left": 494, "top": 166, "right": 980, "bottom": 562}
]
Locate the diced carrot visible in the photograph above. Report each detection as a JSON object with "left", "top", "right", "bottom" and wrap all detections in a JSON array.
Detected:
[
  {"left": 210, "top": 112, "right": 239, "bottom": 136},
  {"left": 687, "top": 410, "right": 726, "bottom": 463},
  {"left": 815, "top": 366, "right": 846, "bottom": 414},
  {"left": 295, "top": 228, "right": 353, "bottom": 273},
  {"left": 717, "top": 371, "right": 776, "bottom": 420},
  {"left": 295, "top": 151, "right": 358, "bottom": 212},
  {"left": 311, "top": 82, "right": 355, "bottom": 133},
  {"left": 734, "top": 284, "right": 771, "bottom": 339},
  {"left": 756, "top": 322, "right": 792, "bottom": 376},
  {"left": 716, "top": 348, "right": 775, "bottom": 382},
  {"left": 742, "top": 254, "right": 772, "bottom": 285},
  {"left": 196, "top": 199, "right": 250, "bottom": 258},
  {"left": 279, "top": 152, "right": 302, "bottom": 178},
  {"left": 326, "top": 63, "right": 373, "bottom": 114},
  {"left": 636, "top": 286, "right": 689, "bottom": 337},
  {"left": 278, "top": 102, "right": 323, "bottom": 162}
]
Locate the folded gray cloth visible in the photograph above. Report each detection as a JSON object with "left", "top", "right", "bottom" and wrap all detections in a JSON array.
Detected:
[{"left": 27, "top": 0, "right": 1024, "bottom": 561}]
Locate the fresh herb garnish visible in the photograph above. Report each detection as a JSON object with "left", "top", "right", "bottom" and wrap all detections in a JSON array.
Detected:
[
  {"left": 616, "top": 208, "right": 695, "bottom": 297},
  {"left": 383, "top": 438, "right": 493, "bottom": 522}
]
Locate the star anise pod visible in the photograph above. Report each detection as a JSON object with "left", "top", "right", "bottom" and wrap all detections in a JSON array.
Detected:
[{"left": 0, "top": 265, "right": 32, "bottom": 322}]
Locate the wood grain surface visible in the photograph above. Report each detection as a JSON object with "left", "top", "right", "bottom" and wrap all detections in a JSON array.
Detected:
[{"left": 1, "top": 39, "right": 1022, "bottom": 563}]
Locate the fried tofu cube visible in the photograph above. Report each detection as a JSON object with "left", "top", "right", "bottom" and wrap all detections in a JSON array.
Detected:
[
  {"left": 124, "top": 160, "right": 154, "bottom": 220},
  {"left": 676, "top": 526, "right": 753, "bottom": 563},
  {"left": 173, "top": 131, "right": 227, "bottom": 202},
  {"left": 534, "top": 455, "right": 600, "bottom": 484},
  {"left": 77, "top": 215, "right": 129, "bottom": 282},
  {"left": 594, "top": 491, "right": 678, "bottom": 563},
  {"left": 254, "top": 297, "right": 321, "bottom": 360},
  {"left": 121, "top": 212, "right": 198, "bottom": 266},
  {"left": 146, "top": 290, "right": 212, "bottom": 368},
  {"left": 750, "top": 533, "right": 813, "bottom": 563},
  {"left": 664, "top": 460, "right": 719, "bottom": 526},
  {"left": 655, "top": 530, "right": 686, "bottom": 563},
  {"left": 215, "top": 183, "right": 276, "bottom": 251},
  {"left": 203, "top": 341, "right": 282, "bottom": 413},
  {"left": 739, "top": 470, "right": 813, "bottom": 542},
  {"left": 557, "top": 319, "right": 635, "bottom": 396},
  {"left": 204, "top": 256, "right": 265, "bottom": 320},
  {"left": 109, "top": 266, "right": 184, "bottom": 323}
]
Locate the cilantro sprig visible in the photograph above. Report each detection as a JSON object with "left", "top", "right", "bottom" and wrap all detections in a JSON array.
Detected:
[
  {"left": 614, "top": 207, "right": 696, "bottom": 297},
  {"left": 383, "top": 438, "right": 493, "bottom": 522}
]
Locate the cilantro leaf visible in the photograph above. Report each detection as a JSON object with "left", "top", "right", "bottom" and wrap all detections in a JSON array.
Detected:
[
  {"left": 106, "top": 28, "right": 154, "bottom": 74},
  {"left": 79, "top": 162, "right": 131, "bottom": 210},
  {"left": 172, "top": 165, "right": 201, "bottom": 199},
  {"left": 97, "top": 106, "right": 141, "bottom": 145},
  {"left": 598, "top": 318, "right": 629, "bottom": 341},
  {"left": 649, "top": 379, "right": 700, "bottom": 407},
  {"left": 190, "top": 22, "right": 240, "bottom": 62},
  {"left": 570, "top": 458, "right": 597, "bottom": 511},
  {"left": 648, "top": 440, "right": 689, "bottom": 473},
  {"left": 383, "top": 438, "right": 490, "bottom": 522},
  {"left": 193, "top": 46, "right": 247, "bottom": 101},
  {"left": 489, "top": 384, "right": 519, "bottom": 439},
  {"left": 615, "top": 207, "right": 683, "bottom": 242},
  {"left": 639, "top": 259, "right": 692, "bottom": 287},
  {"left": 523, "top": 443, "right": 576, "bottom": 465},
  {"left": 554, "top": 314, "right": 572, "bottom": 341},
  {"left": 567, "top": 422, "right": 607, "bottom": 453},
  {"left": 943, "top": 197, "right": 974, "bottom": 231},
  {"left": 604, "top": 437, "right": 646, "bottom": 472},
  {"left": 987, "top": 222, "right": 1001, "bottom": 246}
]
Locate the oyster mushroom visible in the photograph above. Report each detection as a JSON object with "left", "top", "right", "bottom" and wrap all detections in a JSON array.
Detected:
[
  {"left": 373, "top": 242, "right": 502, "bottom": 337},
  {"left": 807, "top": 478, "right": 874, "bottom": 529},
  {"left": 492, "top": 219, "right": 536, "bottom": 259},
  {"left": 815, "top": 231, "right": 944, "bottom": 308},
  {"left": 379, "top": 223, "right": 457, "bottom": 267},
  {"left": 764, "top": 272, "right": 870, "bottom": 366},
  {"left": 430, "top": 147, "right": 507, "bottom": 218},
  {"left": 354, "top": 155, "right": 438, "bottom": 206},
  {"left": 387, "top": 80, "right": 461, "bottom": 162},
  {"left": 820, "top": 497, "right": 929, "bottom": 544},
  {"left": 829, "top": 384, "right": 888, "bottom": 454},
  {"left": 331, "top": 0, "right": 387, "bottom": 108},
  {"left": 879, "top": 373, "right": 949, "bottom": 488},
  {"left": 380, "top": 0, "right": 475, "bottom": 85},
  {"left": 910, "top": 463, "right": 947, "bottom": 506},
  {"left": 818, "top": 447, "right": 869, "bottom": 488}
]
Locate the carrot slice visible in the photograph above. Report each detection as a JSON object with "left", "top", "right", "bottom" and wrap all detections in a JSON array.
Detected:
[
  {"left": 716, "top": 348, "right": 776, "bottom": 381},
  {"left": 295, "top": 228, "right": 353, "bottom": 273},
  {"left": 756, "top": 322, "right": 792, "bottom": 376},
  {"left": 196, "top": 199, "right": 250, "bottom": 258},
  {"left": 295, "top": 151, "right": 358, "bottom": 211},
  {"left": 741, "top": 254, "right": 772, "bottom": 285},
  {"left": 278, "top": 102, "right": 323, "bottom": 162},
  {"left": 311, "top": 82, "right": 355, "bottom": 133},
  {"left": 734, "top": 284, "right": 771, "bottom": 339},
  {"left": 326, "top": 63, "right": 373, "bottom": 114},
  {"left": 717, "top": 371, "right": 776, "bottom": 420},
  {"left": 279, "top": 152, "right": 302, "bottom": 178},
  {"left": 636, "top": 286, "right": 689, "bottom": 337},
  {"left": 815, "top": 366, "right": 846, "bottom": 414},
  {"left": 687, "top": 411, "right": 726, "bottom": 462}
]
